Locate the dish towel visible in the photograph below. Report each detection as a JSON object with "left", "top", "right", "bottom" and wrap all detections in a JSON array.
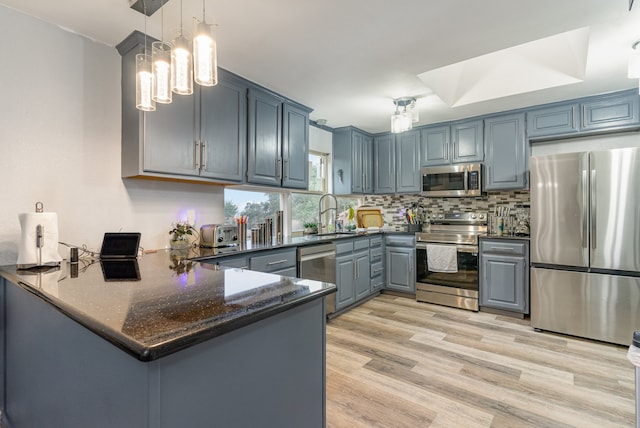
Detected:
[{"left": 426, "top": 244, "right": 458, "bottom": 273}]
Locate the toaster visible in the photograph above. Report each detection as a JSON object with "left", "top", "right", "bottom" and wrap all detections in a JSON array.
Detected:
[{"left": 200, "top": 224, "right": 239, "bottom": 248}]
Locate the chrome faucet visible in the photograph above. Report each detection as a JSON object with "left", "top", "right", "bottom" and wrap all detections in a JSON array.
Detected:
[{"left": 318, "top": 193, "right": 338, "bottom": 235}]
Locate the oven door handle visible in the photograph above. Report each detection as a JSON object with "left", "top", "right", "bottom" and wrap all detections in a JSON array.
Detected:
[{"left": 416, "top": 243, "right": 477, "bottom": 254}]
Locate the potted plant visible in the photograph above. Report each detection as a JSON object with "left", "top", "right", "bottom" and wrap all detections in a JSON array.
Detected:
[
  {"left": 169, "top": 222, "right": 195, "bottom": 250},
  {"left": 303, "top": 222, "right": 318, "bottom": 235}
]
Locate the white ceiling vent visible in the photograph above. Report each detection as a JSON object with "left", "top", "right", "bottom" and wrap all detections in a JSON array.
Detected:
[{"left": 418, "top": 27, "right": 590, "bottom": 108}]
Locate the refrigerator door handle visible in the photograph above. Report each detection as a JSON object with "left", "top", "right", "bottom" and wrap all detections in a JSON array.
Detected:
[
  {"left": 590, "top": 168, "right": 597, "bottom": 250},
  {"left": 581, "top": 169, "right": 588, "bottom": 249}
]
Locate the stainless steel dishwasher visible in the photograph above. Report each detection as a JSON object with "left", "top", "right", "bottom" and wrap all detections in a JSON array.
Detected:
[{"left": 297, "top": 243, "right": 337, "bottom": 315}]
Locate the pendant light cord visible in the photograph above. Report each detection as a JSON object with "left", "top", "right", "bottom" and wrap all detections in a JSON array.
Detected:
[
  {"left": 160, "top": 0, "right": 164, "bottom": 42},
  {"left": 202, "top": 0, "right": 206, "bottom": 20},
  {"left": 143, "top": 0, "right": 148, "bottom": 54}
]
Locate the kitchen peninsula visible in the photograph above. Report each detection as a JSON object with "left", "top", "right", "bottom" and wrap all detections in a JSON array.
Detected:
[{"left": 0, "top": 252, "right": 335, "bottom": 428}]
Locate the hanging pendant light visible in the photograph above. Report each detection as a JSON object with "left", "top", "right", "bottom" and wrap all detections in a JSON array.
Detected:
[
  {"left": 136, "top": 1, "right": 155, "bottom": 111},
  {"left": 171, "top": 0, "right": 193, "bottom": 95},
  {"left": 152, "top": 1, "right": 172, "bottom": 103},
  {"left": 193, "top": 0, "right": 218, "bottom": 87}
]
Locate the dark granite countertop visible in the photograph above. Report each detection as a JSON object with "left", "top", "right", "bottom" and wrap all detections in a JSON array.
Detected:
[
  {"left": 0, "top": 251, "right": 335, "bottom": 362},
  {"left": 189, "top": 228, "right": 410, "bottom": 261}
]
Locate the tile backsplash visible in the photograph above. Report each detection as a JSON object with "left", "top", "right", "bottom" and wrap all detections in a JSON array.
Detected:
[{"left": 364, "top": 190, "right": 530, "bottom": 231}]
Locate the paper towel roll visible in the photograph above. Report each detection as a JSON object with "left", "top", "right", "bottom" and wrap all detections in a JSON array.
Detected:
[{"left": 17, "top": 212, "right": 62, "bottom": 269}]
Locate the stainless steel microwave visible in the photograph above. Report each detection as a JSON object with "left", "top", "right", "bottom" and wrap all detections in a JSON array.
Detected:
[{"left": 421, "top": 163, "right": 482, "bottom": 197}]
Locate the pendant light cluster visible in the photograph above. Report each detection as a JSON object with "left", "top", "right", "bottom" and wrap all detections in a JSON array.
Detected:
[
  {"left": 390, "top": 97, "right": 418, "bottom": 134},
  {"left": 135, "top": 0, "right": 218, "bottom": 112}
]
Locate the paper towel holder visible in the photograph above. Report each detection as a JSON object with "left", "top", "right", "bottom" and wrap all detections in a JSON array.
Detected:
[{"left": 16, "top": 201, "right": 62, "bottom": 270}]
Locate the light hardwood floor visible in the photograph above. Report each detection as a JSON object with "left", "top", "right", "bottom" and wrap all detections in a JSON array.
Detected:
[{"left": 326, "top": 294, "right": 635, "bottom": 428}]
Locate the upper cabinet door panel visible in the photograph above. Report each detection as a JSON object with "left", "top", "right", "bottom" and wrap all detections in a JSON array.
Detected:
[
  {"left": 350, "top": 132, "right": 365, "bottom": 193},
  {"left": 144, "top": 94, "right": 198, "bottom": 176},
  {"left": 581, "top": 92, "right": 640, "bottom": 131},
  {"left": 484, "top": 113, "right": 527, "bottom": 191},
  {"left": 527, "top": 103, "right": 578, "bottom": 138},
  {"left": 282, "top": 103, "right": 309, "bottom": 189},
  {"left": 362, "top": 135, "right": 374, "bottom": 193},
  {"left": 396, "top": 130, "right": 421, "bottom": 193},
  {"left": 247, "top": 89, "right": 282, "bottom": 186},
  {"left": 200, "top": 77, "right": 246, "bottom": 182},
  {"left": 452, "top": 120, "right": 484, "bottom": 163},
  {"left": 373, "top": 134, "right": 396, "bottom": 194},
  {"left": 420, "top": 125, "right": 450, "bottom": 166}
]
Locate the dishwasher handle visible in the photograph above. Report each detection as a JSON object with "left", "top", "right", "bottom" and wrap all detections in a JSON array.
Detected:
[{"left": 298, "top": 250, "right": 336, "bottom": 263}]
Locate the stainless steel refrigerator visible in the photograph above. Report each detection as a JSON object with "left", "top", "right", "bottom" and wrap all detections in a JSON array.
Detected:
[{"left": 530, "top": 147, "right": 640, "bottom": 346}]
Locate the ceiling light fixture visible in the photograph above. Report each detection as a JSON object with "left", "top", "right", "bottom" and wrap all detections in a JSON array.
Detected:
[
  {"left": 132, "top": 0, "right": 219, "bottom": 111},
  {"left": 391, "top": 98, "right": 416, "bottom": 133},
  {"left": 152, "top": 0, "right": 172, "bottom": 104},
  {"left": 628, "top": 41, "right": 640, "bottom": 93},
  {"left": 171, "top": 0, "right": 193, "bottom": 95},
  {"left": 135, "top": 1, "right": 155, "bottom": 111},
  {"left": 193, "top": 0, "right": 218, "bottom": 87}
]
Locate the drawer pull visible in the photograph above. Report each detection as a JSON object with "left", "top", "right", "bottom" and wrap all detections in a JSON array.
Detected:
[{"left": 267, "top": 259, "right": 289, "bottom": 266}]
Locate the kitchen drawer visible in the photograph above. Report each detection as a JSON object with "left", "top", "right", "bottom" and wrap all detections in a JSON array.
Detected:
[
  {"left": 385, "top": 235, "right": 415, "bottom": 247},
  {"left": 270, "top": 266, "right": 297, "bottom": 277},
  {"left": 250, "top": 248, "right": 296, "bottom": 273},
  {"left": 216, "top": 255, "right": 249, "bottom": 269},
  {"left": 369, "top": 236, "right": 383, "bottom": 248},
  {"left": 480, "top": 240, "right": 526, "bottom": 256},
  {"left": 370, "top": 260, "right": 384, "bottom": 278},
  {"left": 370, "top": 248, "right": 383, "bottom": 263},
  {"left": 353, "top": 238, "right": 370, "bottom": 252},
  {"left": 335, "top": 241, "right": 354, "bottom": 254}
]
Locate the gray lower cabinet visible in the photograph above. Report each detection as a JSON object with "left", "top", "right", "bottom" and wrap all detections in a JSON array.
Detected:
[
  {"left": 354, "top": 250, "right": 371, "bottom": 300},
  {"left": 335, "top": 238, "right": 373, "bottom": 311},
  {"left": 370, "top": 236, "right": 385, "bottom": 292},
  {"left": 479, "top": 239, "right": 529, "bottom": 314},
  {"left": 385, "top": 246, "right": 415, "bottom": 293},
  {"left": 333, "top": 127, "right": 373, "bottom": 195},
  {"left": 117, "top": 33, "right": 246, "bottom": 184},
  {"left": 247, "top": 89, "right": 310, "bottom": 189},
  {"left": 483, "top": 112, "right": 527, "bottom": 190}
]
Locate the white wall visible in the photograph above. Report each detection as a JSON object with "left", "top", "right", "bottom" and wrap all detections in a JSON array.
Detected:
[{"left": 0, "top": 5, "right": 225, "bottom": 265}]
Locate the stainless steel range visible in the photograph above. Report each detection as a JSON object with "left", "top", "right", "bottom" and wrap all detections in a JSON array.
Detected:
[{"left": 415, "top": 212, "right": 487, "bottom": 311}]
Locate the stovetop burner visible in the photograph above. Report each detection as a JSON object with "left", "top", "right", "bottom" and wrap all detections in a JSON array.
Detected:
[{"left": 417, "top": 212, "right": 487, "bottom": 245}]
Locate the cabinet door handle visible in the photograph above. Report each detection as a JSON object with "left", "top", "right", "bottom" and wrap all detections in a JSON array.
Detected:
[
  {"left": 283, "top": 158, "right": 289, "bottom": 179},
  {"left": 201, "top": 141, "right": 207, "bottom": 170},
  {"left": 275, "top": 158, "right": 282, "bottom": 179},
  {"left": 267, "top": 259, "right": 288, "bottom": 266},
  {"left": 194, "top": 140, "right": 201, "bottom": 169}
]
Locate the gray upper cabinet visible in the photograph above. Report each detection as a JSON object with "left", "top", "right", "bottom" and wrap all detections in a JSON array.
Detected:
[
  {"left": 373, "top": 134, "right": 396, "bottom": 194},
  {"left": 420, "top": 120, "right": 482, "bottom": 166},
  {"left": 118, "top": 33, "right": 248, "bottom": 184},
  {"left": 247, "top": 88, "right": 311, "bottom": 189},
  {"left": 580, "top": 90, "right": 640, "bottom": 132},
  {"left": 484, "top": 113, "right": 527, "bottom": 191},
  {"left": 200, "top": 76, "right": 247, "bottom": 182},
  {"left": 395, "top": 130, "right": 421, "bottom": 193},
  {"left": 333, "top": 127, "right": 373, "bottom": 195},
  {"left": 420, "top": 125, "right": 450, "bottom": 166},
  {"left": 282, "top": 103, "right": 310, "bottom": 189},
  {"left": 452, "top": 120, "right": 484, "bottom": 163},
  {"left": 527, "top": 103, "right": 579, "bottom": 139},
  {"left": 247, "top": 88, "right": 283, "bottom": 187}
]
